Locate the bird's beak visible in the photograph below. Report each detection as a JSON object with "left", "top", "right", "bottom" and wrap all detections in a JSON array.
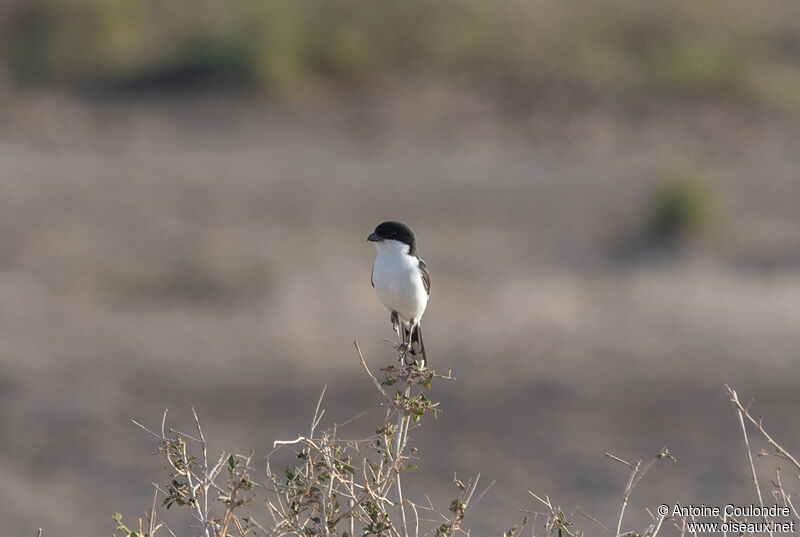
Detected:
[{"left": 367, "top": 232, "right": 380, "bottom": 242}]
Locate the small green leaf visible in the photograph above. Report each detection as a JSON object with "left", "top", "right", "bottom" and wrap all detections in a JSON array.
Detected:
[
  {"left": 421, "top": 374, "right": 434, "bottom": 389},
  {"left": 657, "top": 447, "right": 676, "bottom": 462}
]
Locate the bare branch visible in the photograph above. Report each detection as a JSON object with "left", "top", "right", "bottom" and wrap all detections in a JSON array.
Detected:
[{"left": 726, "top": 385, "right": 800, "bottom": 473}]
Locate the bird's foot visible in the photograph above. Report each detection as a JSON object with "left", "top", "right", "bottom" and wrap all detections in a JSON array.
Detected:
[{"left": 396, "top": 341, "right": 411, "bottom": 361}]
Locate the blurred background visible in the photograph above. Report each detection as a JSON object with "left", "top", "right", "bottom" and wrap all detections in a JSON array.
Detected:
[{"left": 2, "top": 0, "right": 800, "bottom": 534}]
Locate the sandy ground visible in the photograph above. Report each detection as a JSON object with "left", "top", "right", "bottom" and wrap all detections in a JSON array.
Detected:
[{"left": 1, "top": 92, "right": 800, "bottom": 535}]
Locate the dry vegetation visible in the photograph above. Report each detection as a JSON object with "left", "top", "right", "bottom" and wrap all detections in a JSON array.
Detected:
[
  {"left": 115, "top": 344, "right": 476, "bottom": 537},
  {"left": 103, "top": 343, "right": 800, "bottom": 537}
]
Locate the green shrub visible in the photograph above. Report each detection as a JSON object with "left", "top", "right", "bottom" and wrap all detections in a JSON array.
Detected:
[{"left": 646, "top": 165, "right": 717, "bottom": 245}]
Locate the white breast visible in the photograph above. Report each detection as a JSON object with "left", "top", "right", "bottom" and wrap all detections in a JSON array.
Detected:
[{"left": 372, "top": 240, "right": 428, "bottom": 323}]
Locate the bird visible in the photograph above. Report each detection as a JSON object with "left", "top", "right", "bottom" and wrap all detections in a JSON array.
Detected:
[{"left": 367, "top": 221, "right": 430, "bottom": 366}]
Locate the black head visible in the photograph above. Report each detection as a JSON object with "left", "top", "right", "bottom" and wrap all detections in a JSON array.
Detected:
[{"left": 367, "top": 221, "right": 418, "bottom": 254}]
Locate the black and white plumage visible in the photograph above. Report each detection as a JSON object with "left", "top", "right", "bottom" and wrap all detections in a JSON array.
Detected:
[{"left": 368, "top": 221, "right": 429, "bottom": 365}]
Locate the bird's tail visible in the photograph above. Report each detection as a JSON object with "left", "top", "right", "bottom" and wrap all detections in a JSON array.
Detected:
[{"left": 403, "top": 324, "right": 428, "bottom": 367}]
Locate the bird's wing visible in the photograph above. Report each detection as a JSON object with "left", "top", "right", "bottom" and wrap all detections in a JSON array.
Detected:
[
  {"left": 371, "top": 260, "right": 375, "bottom": 288},
  {"left": 418, "top": 258, "right": 430, "bottom": 294}
]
